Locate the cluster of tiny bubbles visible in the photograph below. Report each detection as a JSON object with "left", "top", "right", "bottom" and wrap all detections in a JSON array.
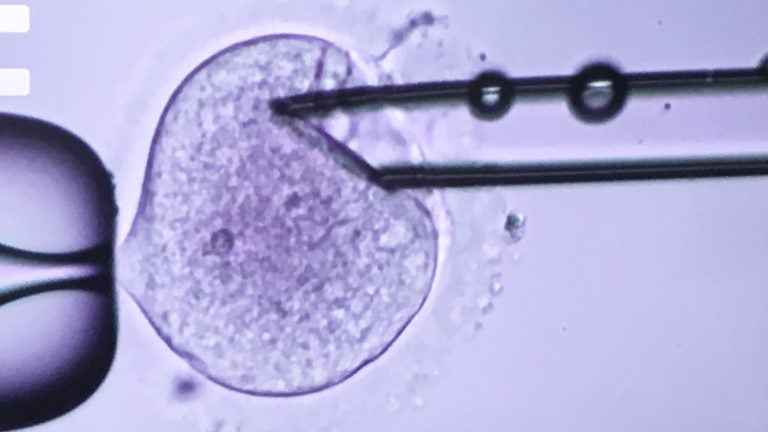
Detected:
[
  {"left": 412, "top": 395, "right": 425, "bottom": 408},
  {"left": 473, "top": 272, "right": 504, "bottom": 333},
  {"left": 468, "top": 71, "right": 514, "bottom": 121},
  {"left": 385, "top": 394, "right": 402, "bottom": 412},
  {"left": 375, "top": 11, "right": 447, "bottom": 67},
  {"left": 470, "top": 206, "right": 527, "bottom": 336},
  {"left": 117, "top": 34, "right": 441, "bottom": 396},
  {"left": 489, "top": 272, "right": 504, "bottom": 297},
  {"left": 567, "top": 62, "right": 629, "bottom": 123},
  {"left": 382, "top": 360, "right": 441, "bottom": 414},
  {"left": 472, "top": 277, "right": 498, "bottom": 336}
]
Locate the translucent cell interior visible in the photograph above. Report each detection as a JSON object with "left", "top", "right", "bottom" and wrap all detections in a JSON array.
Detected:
[
  {"left": 118, "top": 35, "right": 441, "bottom": 395},
  {"left": 3, "top": 0, "right": 768, "bottom": 431}
]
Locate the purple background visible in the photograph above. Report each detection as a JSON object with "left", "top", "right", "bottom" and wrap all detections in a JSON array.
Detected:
[{"left": 2, "top": 0, "right": 768, "bottom": 431}]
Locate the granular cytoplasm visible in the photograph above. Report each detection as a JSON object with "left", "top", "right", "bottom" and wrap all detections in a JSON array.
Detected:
[{"left": 118, "top": 34, "right": 439, "bottom": 396}]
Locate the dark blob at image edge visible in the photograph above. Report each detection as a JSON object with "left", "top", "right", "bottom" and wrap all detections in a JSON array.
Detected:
[{"left": 0, "top": 113, "right": 117, "bottom": 431}]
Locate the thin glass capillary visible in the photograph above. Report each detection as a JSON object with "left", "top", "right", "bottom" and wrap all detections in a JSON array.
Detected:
[
  {"left": 271, "top": 65, "right": 768, "bottom": 116},
  {"left": 271, "top": 62, "right": 768, "bottom": 189},
  {"left": 271, "top": 80, "right": 469, "bottom": 114},
  {"left": 371, "top": 156, "right": 768, "bottom": 189}
]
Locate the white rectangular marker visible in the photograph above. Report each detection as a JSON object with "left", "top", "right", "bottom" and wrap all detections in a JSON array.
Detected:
[
  {"left": 0, "top": 69, "right": 30, "bottom": 96},
  {"left": 0, "top": 5, "right": 30, "bottom": 33}
]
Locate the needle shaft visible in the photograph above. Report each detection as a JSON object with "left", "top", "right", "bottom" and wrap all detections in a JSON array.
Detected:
[
  {"left": 271, "top": 66, "right": 768, "bottom": 116},
  {"left": 373, "top": 156, "right": 768, "bottom": 189},
  {"left": 271, "top": 62, "right": 768, "bottom": 188}
]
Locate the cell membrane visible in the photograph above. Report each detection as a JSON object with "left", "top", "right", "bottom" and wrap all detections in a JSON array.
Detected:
[{"left": 118, "top": 34, "right": 439, "bottom": 396}]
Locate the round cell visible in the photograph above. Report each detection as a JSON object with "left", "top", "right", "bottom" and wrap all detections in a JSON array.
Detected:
[{"left": 118, "top": 34, "right": 439, "bottom": 396}]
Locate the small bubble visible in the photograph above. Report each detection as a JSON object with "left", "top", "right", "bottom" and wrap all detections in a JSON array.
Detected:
[
  {"left": 568, "top": 63, "right": 628, "bottom": 123},
  {"left": 504, "top": 211, "right": 526, "bottom": 243},
  {"left": 482, "top": 241, "right": 502, "bottom": 263},
  {"left": 449, "top": 304, "right": 465, "bottom": 325},
  {"left": 478, "top": 296, "right": 494, "bottom": 314},
  {"left": 482, "top": 92, "right": 500, "bottom": 106},
  {"left": 386, "top": 395, "right": 401, "bottom": 412},
  {"left": 581, "top": 80, "right": 614, "bottom": 111},
  {"left": 489, "top": 276, "right": 504, "bottom": 297},
  {"left": 468, "top": 71, "right": 513, "bottom": 120},
  {"left": 413, "top": 396, "right": 425, "bottom": 408},
  {"left": 481, "top": 302, "right": 494, "bottom": 314}
]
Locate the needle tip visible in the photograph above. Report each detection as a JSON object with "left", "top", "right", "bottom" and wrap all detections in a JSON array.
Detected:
[{"left": 269, "top": 98, "right": 293, "bottom": 116}]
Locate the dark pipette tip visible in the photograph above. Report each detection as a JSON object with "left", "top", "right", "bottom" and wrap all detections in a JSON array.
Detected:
[{"left": 269, "top": 98, "right": 294, "bottom": 116}]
